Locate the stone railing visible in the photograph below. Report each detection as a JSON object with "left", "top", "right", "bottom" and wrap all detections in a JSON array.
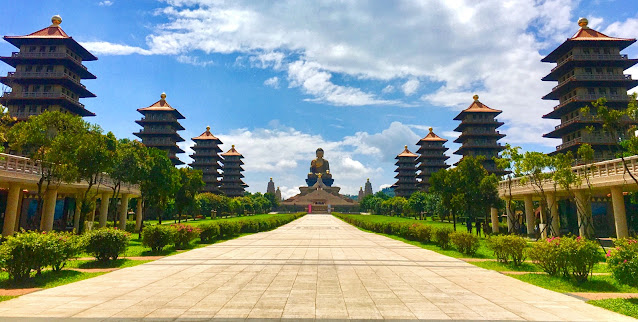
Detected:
[
  {"left": 6, "top": 71, "right": 86, "bottom": 88},
  {"left": 552, "top": 54, "right": 629, "bottom": 72},
  {"left": 498, "top": 155, "right": 638, "bottom": 196},
  {"left": 3, "top": 91, "right": 85, "bottom": 108},
  {"left": 11, "top": 52, "right": 88, "bottom": 70},
  {"left": 553, "top": 94, "right": 630, "bottom": 110},
  {"left": 552, "top": 74, "right": 632, "bottom": 91}
]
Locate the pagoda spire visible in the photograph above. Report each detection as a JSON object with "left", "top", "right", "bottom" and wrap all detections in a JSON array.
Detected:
[
  {"left": 190, "top": 126, "right": 223, "bottom": 193},
  {"left": 415, "top": 127, "right": 449, "bottom": 192},
  {"left": 220, "top": 145, "right": 248, "bottom": 197},
  {"left": 0, "top": 15, "right": 98, "bottom": 120},
  {"left": 358, "top": 187, "right": 364, "bottom": 201},
  {"left": 275, "top": 187, "right": 282, "bottom": 201},
  {"left": 266, "top": 178, "right": 276, "bottom": 195},
  {"left": 364, "top": 178, "right": 373, "bottom": 197},
  {"left": 392, "top": 145, "right": 418, "bottom": 198}
]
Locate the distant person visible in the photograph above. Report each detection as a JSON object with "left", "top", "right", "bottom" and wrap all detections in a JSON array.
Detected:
[
  {"left": 483, "top": 221, "right": 491, "bottom": 235},
  {"left": 466, "top": 219, "right": 472, "bottom": 234},
  {"left": 475, "top": 220, "right": 481, "bottom": 237}
]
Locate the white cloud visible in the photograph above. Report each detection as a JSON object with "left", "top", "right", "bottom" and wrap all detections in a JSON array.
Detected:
[
  {"left": 81, "top": 42, "right": 154, "bottom": 55},
  {"left": 98, "top": 0, "right": 113, "bottom": 6},
  {"left": 401, "top": 79, "right": 419, "bottom": 96},
  {"left": 263, "top": 76, "right": 280, "bottom": 88},
  {"left": 176, "top": 55, "right": 214, "bottom": 67},
  {"left": 381, "top": 85, "right": 395, "bottom": 94}
]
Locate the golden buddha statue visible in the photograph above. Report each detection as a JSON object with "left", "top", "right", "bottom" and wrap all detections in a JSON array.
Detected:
[{"left": 307, "top": 148, "right": 334, "bottom": 186}]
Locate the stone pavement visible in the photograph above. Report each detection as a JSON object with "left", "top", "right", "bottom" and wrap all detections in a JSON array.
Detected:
[{"left": 0, "top": 214, "right": 633, "bottom": 321}]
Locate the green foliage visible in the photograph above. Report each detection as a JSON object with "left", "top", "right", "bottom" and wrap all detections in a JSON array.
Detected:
[
  {"left": 528, "top": 236, "right": 602, "bottom": 282},
  {"left": 606, "top": 238, "right": 638, "bottom": 286},
  {"left": 175, "top": 167, "right": 205, "bottom": 221},
  {"left": 413, "top": 224, "right": 433, "bottom": 243},
  {"left": 433, "top": 227, "right": 453, "bottom": 249},
  {"left": 381, "top": 197, "right": 408, "bottom": 216},
  {"left": 218, "top": 221, "right": 241, "bottom": 237},
  {"left": 449, "top": 231, "right": 480, "bottom": 255},
  {"left": 486, "top": 235, "right": 527, "bottom": 266},
  {"left": 171, "top": 224, "right": 200, "bottom": 249},
  {"left": 141, "top": 225, "right": 175, "bottom": 253},
  {"left": 83, "top": 228, "right": 130, "bottom": 262},
  {"left": 140, "top": 148, "right": 180, "bottom": 224},
  {"left": 198, "top": 223, "right": 220, "bottom": 243},
  {"left": 589, "top": 298, "right": 638, "bottom": 319},
  {"left": 196, "top": 193, "right": 230, "bottom": 218}
]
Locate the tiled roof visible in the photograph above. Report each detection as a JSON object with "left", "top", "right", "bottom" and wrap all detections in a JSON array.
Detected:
[
  {"left": 569, "top": 27, "right": 634, "bottom": 42},
  {"left": 137, "top": 93, "right": 186, "bottom": 119},
  {"left": 8, "top": 25, "right": 70, "bottom": 39},
  {"left": 192, "top": 126, "right": 221, "bottom": 141},
  {"left": 222, "top": 145, "right": 243, "bottom": 157},
  {"left": 454, "top": 95, "right": 501, "bottom": 120},
  {"left": 419, "top": 128, "right": 447, "bottom": 142},
  {"left": 397, "top": 146, "right": 418, "bottom": 158}
]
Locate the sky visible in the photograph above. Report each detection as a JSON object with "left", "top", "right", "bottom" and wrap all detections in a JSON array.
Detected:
[{"left": 1, "top": 0, "right": 638, "bottom": 198}]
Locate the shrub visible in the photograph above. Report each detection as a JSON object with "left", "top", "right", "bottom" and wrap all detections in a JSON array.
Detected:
[
  {"left": 486, "top": 235, "right": 527, "bottom": 266},
  {"left": 0, "top": 231, "right": 44, "bottom": 281},
  {"left": 240, "top": 220, "right": 260, "bottom": 233},
  {"left": 83, "top": 228, "right": 130, "bottom": 261},
  {"left": 218, "top": 221, "right": 241, "bottom": 237},
  {"left": 199, "top": 223, "right": 220, "bottom": 243},
  {"left": 142, "top": 225, "right": 175, "bottom": 253},
  {"left": 171, "top": 224, "right": 200, "bottom": 249},
  {"left": 527, "top": 237, "right": 569, "bottom": 276},
  {"left": 450, "top": 231, "right": 480, "bottom": 255},
  {"left": 528, "top": 236, "right": 601, "bottom": 282},
  {"left": 125, "top": 221, "right": 137, "bottom": 233},
  {"left": 46, "top": 231, "right": 81, "bottom": 271},
  {"left": 413, "top": 224, "right": 433, "bottom": 243},
  {"left": 606, "top": 238, "right": 638, "bottom": 286},
  {"left": 434, "top": 227, "right": 452, "bottom": 249},
  {"left": 568, "top": 236, "right": 603, "bottom": 283}
]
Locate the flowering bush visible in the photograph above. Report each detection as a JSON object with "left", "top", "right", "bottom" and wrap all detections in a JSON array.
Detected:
[
  {"left": 486, "top": 235, "right": 527, "bottom": 266},
  {"left": 606, "top": 238, "right": 638, "bottom": 286},
  {"left": 450, "top": 231, "right": 480, "bottom": 255},
  {"left": 142, "top": 225, "right": 175, "bottom": 253},
  {"left": 199, "top": 223, "right": 220, "bottom": 243},
  {"left": 528, "top": 236, "right": 602, "bottom": 282},
  {"left": 46, "top": 231, "right": 81, "bottom": 271},
  {"left": 171, "top": 224, "right": 200, "bottom": 249},
  {"left": 434, "top": 227, "right": 453, "bottom": 249},
  {"left": 83, "top": 228, "right": 130, "bottom": 261}
]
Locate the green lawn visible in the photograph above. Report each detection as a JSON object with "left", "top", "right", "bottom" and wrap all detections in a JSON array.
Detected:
[
  {"left": 143, "top": 213, "right": 283, "bottom": 227},
  {"left": 0, "top": 270, "right": 104, "bottom": 290},
  {"left": 589, "top": 298, "right": 638, "bottom": 319},
  {"left": 509, "top": 274, "right": 638, "bottom": 293},
  {"left": 0, "top": 296, "right": 16, "bottom": 303},
  {"left": 65, "top": 258, "right": 151, "bottom": 269},
  {"left": 470, "top": 260, "right": 610, "bottom": 273}
]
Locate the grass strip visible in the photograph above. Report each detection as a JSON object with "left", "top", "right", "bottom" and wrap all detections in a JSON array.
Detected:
[{"left": 588, "top": 298, "right": 638, "bottom": 319}]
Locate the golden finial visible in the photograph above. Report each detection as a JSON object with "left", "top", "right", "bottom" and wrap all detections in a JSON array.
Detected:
[
  {"left": 318, "top": 173, "right": 323, "bottom": 178},
  {"left": 270, "top": 177, "right": 273, "bottom": 180},
  {"left": 160, "top": 92, "right": 166, "bottom": 100},
  {"left": 326, "top": 170, "right": 330, "bottom": 174},
  {"left": 367, "top": 178, "right": 370, "bottom": 181},
  {"left": 51, "top": 15, "right": 62, "bottom": 26},
  {"left": 429, "top": 127, "right": 433, "bottom": 133},
  {"left": 232, "top": 145, "right": 235, "bottom": 149},
  {"left": 578, "top": 17, "right": 589, "bottom": 29},
  {"left": 473, "top": 94, "right": 479, "bottom": 101},
  {"left": 404, "top": 145, "right": 408, "bottom": 149},
  {"left": 206, "top": 126, "right": 210, "bottom": 132}
]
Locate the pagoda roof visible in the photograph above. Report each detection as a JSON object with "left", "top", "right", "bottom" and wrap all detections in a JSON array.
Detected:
[
  {"left": 4, "top": 16, "right": 97, "bottom": 61},
  {"left": 137, "top": 93, "right": 185, "bottom": 119},
  {"left": 542, "top": 18, "right": 636, "bottom": 62},
  {"left": 396, "top": 146, "right": 418, "bottom": 158},
  {"left": 192, "top": 126, "right": 222, "bottom": 142},
  {"left": 222, "top": 145, "right": 243, "bottom": 157},
  {"left": 418, "top": 128, "right": 447, "bottom": 142},
  {"left": 453, "top": 95, "right": 502, "bottom": 120}
]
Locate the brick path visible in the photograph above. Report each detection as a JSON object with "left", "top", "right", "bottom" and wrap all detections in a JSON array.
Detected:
[{"left": 0, "top": 214, "right": 633, "bottom": 320}]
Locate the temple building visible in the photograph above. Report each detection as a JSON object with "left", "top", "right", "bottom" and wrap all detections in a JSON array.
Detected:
[
  {"left": 275, "top": 187, "right": 282, "bottom": 201},
  {"left": 220, "top": 145, "right": 248, "bottom": 197},
  {"left": 416, "top": 128, "right": 450, "bottom": 192},
  {"left": 364, "top": 179, "right": 373, "bottom": 197},
  {"left": 0, "top": 15, "right": 97, "bottom": 120},
  {"left": 358, "top": 187, "right": 364, "bottom": 201},
  {"left": 266, "top": 178, "right": 276, "bottom": 195},
  {"left": 541, "top": 18, "right": 638, "bottom": 160},
  {"left": 453, "top": 95, "right": 507, "bottom": 176},
  {"left": 134, "top": 93, "right": 185, "bottom": 166},
  {"left": 189, "top": 126, "right": 223, "bottom": 193},
  {"left": 392, "top": 146, "right": 419, "bottom": 198}
]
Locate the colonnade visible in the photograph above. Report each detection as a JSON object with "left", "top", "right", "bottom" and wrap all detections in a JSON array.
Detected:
[{"left": 1, "top": 183, "right": 143, "bottom": 236}]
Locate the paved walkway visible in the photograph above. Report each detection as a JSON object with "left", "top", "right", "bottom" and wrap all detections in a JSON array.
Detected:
[{"left": 0, "top": 214, "right": 633, "bottom": 321}]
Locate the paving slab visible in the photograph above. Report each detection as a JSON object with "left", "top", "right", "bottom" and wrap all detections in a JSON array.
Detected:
[{"left": 0, "top": 214, "right": 634, "bottom": 321}]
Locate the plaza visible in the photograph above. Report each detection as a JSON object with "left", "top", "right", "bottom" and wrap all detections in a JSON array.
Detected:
[{"left": 0, "top": 214, "right": 631, "bottom": 321}]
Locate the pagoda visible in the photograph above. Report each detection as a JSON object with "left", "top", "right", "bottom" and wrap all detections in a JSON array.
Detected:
[
  {"left": 453, "top": 95, "right": 507, "bottom": 176},
  {"left": 415, "top": 128, "right": 450, "bottom": 192},
  {"left": 358, "top": 187, "right": 364, "bottom": 201},
  {"left": 220, "top": 145, "right": 248, "bottom": 197},
  {"left": 0, "top": 15, "right": 97, "bottom": 120},
  {"left": 189, "top": 126, "right": 223, "bottom": 193},
  {"left": 275, "top": 187, "right": 282, "bottom": 201},
  {"left": 134, "top": 93, "right": 185, "bottom": 166},
  {"left": 392, "top": 146, "right": 419, "bottom": 198},
  {"left": 266, "top": 178, "right": 276, "bottom": 195},
  {"left": 541, "top": 18, "right": 638, "bottom": 160},
  {"left": 364, "top": 178, "right": 373, "bottom": 197}
]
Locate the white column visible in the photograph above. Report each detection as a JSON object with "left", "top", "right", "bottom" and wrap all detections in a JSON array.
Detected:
[
  {"left": 118, "top": 194, "right": 130, "bottom": 230},
  {"left": 135, "top": 198, "right": 143, "bottom": 232},
  {"left": 574, "top": 190, "right": 593, "bottom": 238},
  {"left": 40, "top": 188, "right": 58, "bottom": 231},
  {"left": 490, "top": 207, "right": 499, "bottom": 233},
  {"left": 99, "top": 193, "right": 110, "bottom": 228},
  {"left": 524, "top": 194, "right": 535, "bottom": 237},
  {"left": 87, "top": 198, "right": 97, "bottom": 230},
  {"left": 2, "top": 183, "right": 21, "bottom": 236},
  {"left": 610, "top": 186, "right": 628, "bottom": 238}
]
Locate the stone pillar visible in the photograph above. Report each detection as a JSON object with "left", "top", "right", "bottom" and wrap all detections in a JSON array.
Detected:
[
  {"left": 524, "top": 195, "right": 535, "bottom": 237},
  {"left": 14, "top": 190, "right": 24, "bottom": 232},
  {"left": 490, "top": 207, "right": 499, "bottom": 233},
  {"left": 40, "top": 188, "right": 58, "bottom": 231},
  {"left": 548, "top": 193, "right": 560, "bottom": 237},
  {"left": 73, "top": 193, "right": 82, "bottom": 233},
  {"left": 99, "top": 193, "right": 110, "bottom": 228},
  {"left": 610, "top": 186, "right": 628, "bottom": 238},
  {"left": 87, "top": 198, "right": 97, "bottom": 230},
  {"left": 2, "top": 183, "right": 21, "bottom": 236},
  {"left": 135, "top": 198, "right": 143, "bottom": 232},
  {"left": 574, "top": 190, "right": 593, "bottom": 238},
  {"left": 118, "top": 194, "right": 130, "bottom": 230},
  {"left": 505, "top": 198, "right": 514, "bottom": 233}
]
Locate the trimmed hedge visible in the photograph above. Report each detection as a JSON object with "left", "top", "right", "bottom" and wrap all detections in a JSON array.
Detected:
[{"left": 83, "top": 228, "right": 130, "bottom": 262}]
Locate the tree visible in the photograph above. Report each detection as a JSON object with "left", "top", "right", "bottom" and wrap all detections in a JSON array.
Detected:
[
  {"left": 106, "top": 139, "right": 148, "bottom": 228},
  {"left": 0, "top": 104, "right": 17, "bottom": 153},
  {"left": 518, "top": 151, "right": 560, "bottom": 238},
  {"left": 263, "top": 192, "right": 278, "bottom": 210},
  {"left": 7, "top": 111, "right": 87, "bottom": 227},
  {"left": 496, "top": 144, "right": 524, "bottom": 234},
  {"left": 408, "top": 191, "right": 428, "bottom": 220},
  {"left": 139, "top": 148, "right": 179, "bottom": 225},
  {"left": 174, "top": 167, "right": 204, "bottom": 222},
  {"left": 423, "top": 192, "right": 446, "bottom": 221}
]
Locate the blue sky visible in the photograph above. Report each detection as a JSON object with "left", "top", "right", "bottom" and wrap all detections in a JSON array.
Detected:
[{"left": 1, "top": 0, "right": 637, "bottom": 197}]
